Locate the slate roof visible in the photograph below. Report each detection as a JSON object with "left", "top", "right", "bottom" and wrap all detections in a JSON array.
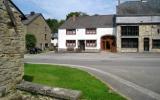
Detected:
[
  {"left": 117, "top": 0, "right": 160, "bottom": 15},
  {"left": 22, "top": 13, "right": 41, "bottom": 25},
  {"left": 9, "top": 0, "right": 27, "bottom": 20},
  {"left": 51, "top": 33, "right": 58, "bottom": 39},
  {"left": 59, "top": 15, "right": 115, "bottom": 29}
]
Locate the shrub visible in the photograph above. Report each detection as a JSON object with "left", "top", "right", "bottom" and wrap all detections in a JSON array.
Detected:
[{"left": 25, "top": 34, "right": 37, "bottom": 50}]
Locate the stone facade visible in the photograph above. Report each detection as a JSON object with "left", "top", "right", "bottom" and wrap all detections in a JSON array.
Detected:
[
  {"left": 24, "top": 15, "right": 51, "bottom": 50},
  {"left": 0, "top": 0, "right": 25, "bottom": 98},
  {"left": 139, "top": 25, "right": 160, "bottom": 52},
  {"left": 117, "top": 24, "right": 160, "bottom": 52}
]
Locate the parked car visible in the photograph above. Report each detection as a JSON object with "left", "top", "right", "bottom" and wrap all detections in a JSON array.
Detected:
[{"left": 29, "top": 47, "right": 42, "bottom": 54}]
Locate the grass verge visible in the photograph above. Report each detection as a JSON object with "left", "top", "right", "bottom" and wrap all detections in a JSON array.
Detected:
[{"left": 24, "top": 63, "right": 126, "bottom": 100}]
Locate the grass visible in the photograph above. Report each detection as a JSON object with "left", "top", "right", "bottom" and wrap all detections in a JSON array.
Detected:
[{"left": 24, "top": 63, "right": 126, "bottom": 100}]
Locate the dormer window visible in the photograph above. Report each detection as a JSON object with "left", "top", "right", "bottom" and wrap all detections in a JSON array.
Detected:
[
  {"left": 86, "top": 28, "right": 96, "bottom": 35},
  {"left": 66, "top": 29, "right": 76, "bottom": 35}
]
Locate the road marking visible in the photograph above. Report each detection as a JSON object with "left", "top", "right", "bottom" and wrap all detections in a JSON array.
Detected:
[{"left": 26, "top": 62, "right": 160, "bottom": 100}]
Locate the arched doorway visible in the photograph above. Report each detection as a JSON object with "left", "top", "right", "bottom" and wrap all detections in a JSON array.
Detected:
[{"left": 101, "top": 35, "right": 116, "bottom": 52}]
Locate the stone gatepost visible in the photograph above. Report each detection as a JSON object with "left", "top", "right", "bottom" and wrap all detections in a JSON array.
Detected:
[
  {"left": 116, "top": 25, "right": 121, "bottom": 52},
  {"left": 0, "top": 0, "right": 25, "bottom": 98}
]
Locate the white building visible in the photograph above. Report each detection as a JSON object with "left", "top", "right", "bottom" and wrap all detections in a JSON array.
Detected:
[
  {"left": 58, "top": 15, "right": 117, "bottom": 52},
  {"left": 51, "top": 33, "right": 58, "bottom": 47}
]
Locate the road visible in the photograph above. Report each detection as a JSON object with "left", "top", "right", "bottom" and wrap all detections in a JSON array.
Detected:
[{"left": 24, "top": 52, "right": 160, "bottom": 100}]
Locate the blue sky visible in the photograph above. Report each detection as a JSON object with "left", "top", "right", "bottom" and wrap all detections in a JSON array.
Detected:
[{"left": 12, "top": 0, "right": 120, "bottom": 20}]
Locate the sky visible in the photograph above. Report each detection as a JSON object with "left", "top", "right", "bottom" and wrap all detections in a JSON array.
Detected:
[{"left": 12, "top": 0, "right": 133, "bottom": 20}]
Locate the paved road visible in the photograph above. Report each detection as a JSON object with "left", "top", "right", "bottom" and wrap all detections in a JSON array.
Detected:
[{"left": 24, "top": 52, "right": 160, "bottom": 100}]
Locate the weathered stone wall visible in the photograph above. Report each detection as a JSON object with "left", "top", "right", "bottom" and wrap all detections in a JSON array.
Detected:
[
  {"left": 139, "top": 25, "right": 160, "bottom": 52},
  {"left": 0, "top": 0, "right": 25, "bottom": 97},
  {"left": 117, "top": 25, "right": 160, "bottom": 52},
  {"left": 116, "top": 26, "right": 121, "bottom": 52},
  {"left": 25, "top": 15, "right": 51, "bottom": 50}
]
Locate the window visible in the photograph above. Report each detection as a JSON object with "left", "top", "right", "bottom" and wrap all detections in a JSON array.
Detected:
[
  {"left": 45, "top": 26, "right": 47, "bottom": 32},
  {"left": 158, "top": 29, "right": 160, "bottom": 34},
  {"left": 45, "top": 34, "right": 47, "bottom": 40},
  {"left": 121, "top": 38, "right": 138, "bottom": 48},
  {"left": 66, "top": 29, "right": 76, "bottom": 35},
  {"left": 152, "top": 39, "right": 160, "bottom": 49},
  {"left": 86, "top": 40, "right": 96, "bottom": 47},
  {"left": 66, "top": 40, "right": 76, "bottom": 47},
  {"left": 45, "top": 43, "right": 48, "bottom": 48},
  {"left": 86, "top": 28, "right": 96, "bottom": 34},
  {"left": 40, "top": 43, "right": 42, "bottom": 49},
  {"left": 121, "top": 26, "right": 139, "bottom": 36}
]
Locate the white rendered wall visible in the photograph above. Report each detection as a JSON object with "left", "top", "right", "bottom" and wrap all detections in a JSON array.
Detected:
[
  {"left": 58, "top": 28, "right": 114, "bottom": 50},
  {"left": 51, "top": 39, "right": 58, "bottom": 46}
]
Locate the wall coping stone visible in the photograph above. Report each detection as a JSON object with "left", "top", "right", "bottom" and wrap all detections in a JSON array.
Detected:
[{"left": 16, "top": 81, "right": 82, "bottom": 100}]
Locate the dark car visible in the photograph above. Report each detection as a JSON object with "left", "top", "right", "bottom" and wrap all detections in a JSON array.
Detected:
[{"left": 29, "top": 47, "right": 42, "bottom": 54}]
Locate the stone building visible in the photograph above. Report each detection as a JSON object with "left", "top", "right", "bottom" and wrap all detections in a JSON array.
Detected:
[
  {"left": 116, "top": 0, "right": 160, "bottom": 52},
  {"left": 51, "top": 33, "right": 58, "bottom": 47},
  {"left": 22, "top": 12, "right": 52, "bottom": 50},
  {"left": 0, "top": 0, "right": 25, "bottom": 98}
]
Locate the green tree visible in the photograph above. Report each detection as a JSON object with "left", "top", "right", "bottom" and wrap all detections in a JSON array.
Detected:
[
  {"left": 59, "top": 20, "right": 65, "bottom": 26},
  {"left": 66, "top": 12, "right": 88, "bottom": 20},
  {"left": 46, "top": 19, "right": 59, "bottom": 33},
  {"left": 25, "top": 34, "right": 37, "bottom": 50}
]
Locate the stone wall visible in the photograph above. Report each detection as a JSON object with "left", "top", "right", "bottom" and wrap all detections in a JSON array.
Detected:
[
  {"left": 0, "top": 0, "right": 25, "bottom": 97},
  {"left": 117, "top": 25, "right": 160, "bottom": 52},
  {"left": 116, "top": 26, "right": 121, "bottom": 52},
  {"left": 139, "top": 25, "right": 160, "bottom": 52},
  {"left": 25, "top": 15, "right": 51, "bottom": 50}
]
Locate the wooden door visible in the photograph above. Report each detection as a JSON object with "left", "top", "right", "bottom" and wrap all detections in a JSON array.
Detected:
[{"left": 144, "top": 38, "right": 149, "bottom": 51}]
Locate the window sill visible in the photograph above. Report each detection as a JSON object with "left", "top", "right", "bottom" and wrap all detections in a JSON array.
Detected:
[
  {"left": 86, "top": 34, "right": 96, "bottom": 35},
  {"left": 152, "top": 48, "right": 160, "bottom": 49},
  {"left": 121, "top": 36, "right": 139, "bottom": 38}
]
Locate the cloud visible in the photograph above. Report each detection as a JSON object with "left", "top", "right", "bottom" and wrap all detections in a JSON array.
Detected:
[{"left": 13, "top": 0, "right": 117, "bottom": 20}]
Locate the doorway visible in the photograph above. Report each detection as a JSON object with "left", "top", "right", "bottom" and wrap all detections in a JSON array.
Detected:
[
  {"left": 106, "top": 41, "right": 111, "bottom": 50},
  {"left": 144, "top": 38, "right": 149, "bottom": 51},
  {"left": 101, "top": 35, "right": 116, "bottom": 52},
  {"left": 78, "top": 40, "right": 85, "bottom": 51},
  {"left": 102, "top": 41, "right": 111, "bottom": 51}
]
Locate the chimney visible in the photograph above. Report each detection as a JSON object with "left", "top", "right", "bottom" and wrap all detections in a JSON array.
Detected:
[
  {"left": 72, "top": 15, "right": 76, "bottom": 22},
  {"left": 118, "top": 0, "right": 120, "bottom": 5},
  {"left": 30, "top": 11, "right": 35, "bottom": 15}
]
